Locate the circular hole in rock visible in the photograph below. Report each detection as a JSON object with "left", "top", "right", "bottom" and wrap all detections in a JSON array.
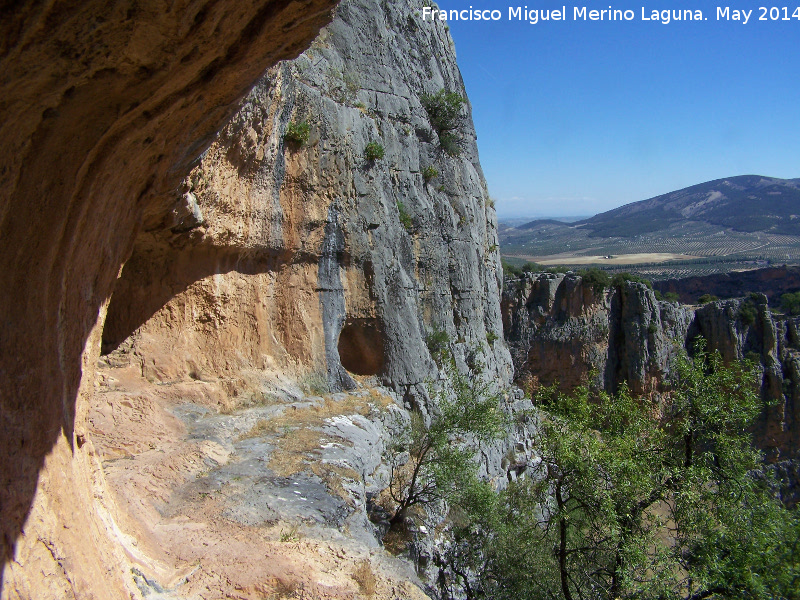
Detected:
[{"left": 338, "top": 318, "right": 385, "bottom": 376}]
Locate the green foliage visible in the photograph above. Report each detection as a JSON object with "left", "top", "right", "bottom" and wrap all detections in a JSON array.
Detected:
[
  {"left": 284, "top": 121, "right": 310, "bottom": 146},
  {"left": 578, "top": 267, "right": 611, "bottom": 294},
  {"left": 396, "top": 201, "right": 412, "bottom": 231},
  {"left": 436, "top": 341, "right": 800, "bottom": 600},
  {"left": 364, "top": 141, "right": 385, "bottom": 161},
  {"left": 425, "top": 327, "right": 450, "bottom": 364},
  {"left": 486, "top": 331, "right": 499, "bottom": 346},
  {"left": 698, "top": 293, "right": 719, "bottom": 304},
  {"left": 421, "top": 89, "right": 465, "bottom": 156},
  {"left": 421, "top": 89, "right": 465, "bottom": 133},
  {"left": 422, "top": 165, "right": 438, "bottom": 182},
  {"left": 738, "top": 299, "right": 758, "bottom": 325},
  {"left": 647, "top": 322, "right": 658, "bottom": 334},
  {"left": 501, "top": 260, "right": 543, "bottom": 278},
  {"left": 611, "top": 271, "right": 653, "bottom": 289},
  {"left": 665, "top": 291, "right": 681, "bottom": 302},
  {"left": 438, "top": 131, "right": 462, "bottom": 157},
  {"left": 781, "top": 291, "right": 800, "bottom": 315},
  {"left": 385, "top": 353, "right": 506, "bottom": 531}
]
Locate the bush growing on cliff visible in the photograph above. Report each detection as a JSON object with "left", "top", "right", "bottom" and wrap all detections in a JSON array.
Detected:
[
  {"left": 502, "top": 260, "right": 542, "bottom": 278},
  {"left": 698, "top": 293, "right": 718, "bottom": 304},
  {"left": 611, "top": 272, "right": 652, "bottom": 289},
  {"left": 422, "top": 165, "right": 438, "bottom": 182},
  {"left": 425, "top": 326, "right": 450, "bottom": 364},
  {"left": 284, "top": 120, "right": 310, "bottom": 146},
  {"left": 421, "top": 88, "right": 465, "bottom": 156},
  {"left": 365, "top": 141, "right": 385, "bottom": 161},
  {"left": 738, "top": 299, "right": 758, "bottom": 325},
  {"left": 438, "top": 342, "right": 800, "bottom": 600},
  {"left": 396, "top": 201, "right": 412, "bottom": 231},
  {"left": 578, "top": 267, "right": 611, "bottom": 294}
]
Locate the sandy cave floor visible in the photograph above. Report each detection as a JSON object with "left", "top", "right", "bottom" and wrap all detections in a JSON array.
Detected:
[{"left": 87, "top": 361, "right": 430, "bottom": 600}]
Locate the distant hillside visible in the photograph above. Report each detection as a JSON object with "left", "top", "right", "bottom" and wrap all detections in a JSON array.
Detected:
[
  {"left": 518, "top": 219, "right": 572, "bottom": 230},
  {"left": 498, "top": 175, "right": 800, "bottom": 279},
  {"left": 579, "top": 175, "right": 800, "bottom": 237}
]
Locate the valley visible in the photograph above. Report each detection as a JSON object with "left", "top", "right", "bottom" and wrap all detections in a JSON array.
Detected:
[{"left": 500, "top": 175, "right": 800, "bottom": 279}]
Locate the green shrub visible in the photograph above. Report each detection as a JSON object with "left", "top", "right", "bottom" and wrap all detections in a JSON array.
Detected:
[
  {"left": 521, "top": 262, "right": 542, "bottom": 273},
  {"left": 578, "top": 267, "right": 611, "bottom": 294},
  {"left": 664, "top": 291, "right": 680, "bottom": 302},
  {"left": 396, "top": 201, "right": 412, "bottom": 231},
  {"left": 738, "top": 300, "right": 758, "bottom": 325},
  {"left": 422, "top": 165, "right": 438, "bottom": 182},
  {"left": 438, "top": 131, "right": 462, "bottom": 157},
  {"left": 284, "top": 121, "right": 310, "bottom": 146},
  {"left": 647, "top": 322, "right": 658, "bottom": 334},
  {"left": 421, "top": 89, "right": 465, "bottom": 156},
  {"left": 486, "top": 331, "right": 499, "bottom": 345},
  {"left": 365, "top": 141, "right": 385, "bottom": 161},
  {"left": 421, "top": 89, "right": 465, "bottom": 133},
  {"left": 698, "top": 293, "right": 718, "bottom": 304},
  {"left": 502, "top": 260, "right": 521, "bottom": 278},
  {"left": 781, "top": 291, "right": 800, "bottom": 315},
  {"left": 611, "top": 272, "right": 652, "bottom": 289},
  {"left": 299, "top": 371, "right": 329, "bottom": 396},
  {"left": 425, "top": 327, "right": 451, "bottom": 363},
  {"left": 502, "top": 260, "right": 543, "bottom": 278}
]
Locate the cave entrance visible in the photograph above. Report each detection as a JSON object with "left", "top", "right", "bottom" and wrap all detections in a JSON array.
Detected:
[{"left": 337, "top": 318, "right": 385, "bottom": 376}]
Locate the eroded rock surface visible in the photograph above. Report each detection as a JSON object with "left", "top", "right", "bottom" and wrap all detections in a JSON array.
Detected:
[
  {"left": 0, "top": 0, "right": 338, "bottom": 597},
  {"left": 503, "top": 272, "right": 800, "bottom": 460},
  {"left": 105, "top": 0, "right": 511, "bottom": 410}
]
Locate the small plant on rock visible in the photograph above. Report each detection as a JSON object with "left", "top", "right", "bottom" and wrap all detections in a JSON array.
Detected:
[
  {"left": 396, "top": 201, "right": 413, "bottom": 231},
  {"left": 284, "top": 121, "right": 310, "bottom": 146},
  {"left": 365, "top": 141, "right": 385, "bottom": 161},
  {"left": 422, "top": 165, "right": 438, "bottom": 182}
]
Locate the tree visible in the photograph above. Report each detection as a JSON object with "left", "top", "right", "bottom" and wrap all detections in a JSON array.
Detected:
[
  {"left": 781, "top": 291, "right": 800, "bottom": 316},
  {"left": 384, "top": 352, "right": 506, "bottom": 531},
  {"left": 421, "top": 89, "right": 466, "bottom": 156},
  {"left": 441, "top": 341, "right": 800, "bottom": 600}
]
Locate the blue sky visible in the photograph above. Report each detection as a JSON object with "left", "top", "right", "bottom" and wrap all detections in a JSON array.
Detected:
[{"left": 439, "top": 1, "right": 800, "bottom": 218}]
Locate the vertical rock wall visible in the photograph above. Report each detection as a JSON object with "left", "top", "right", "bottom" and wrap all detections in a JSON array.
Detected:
[
  {"left": 503, "top": 272, "right": 800, "bottom": 459},
  {"left": 104, "top": 0, "right": 512, "bottom": 411}
]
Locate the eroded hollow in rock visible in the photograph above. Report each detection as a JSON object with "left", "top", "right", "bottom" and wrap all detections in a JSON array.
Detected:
[{"left": 338, "top": 318, "right": 385, "bottom": 376}]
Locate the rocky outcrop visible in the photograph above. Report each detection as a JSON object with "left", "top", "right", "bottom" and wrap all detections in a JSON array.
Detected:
[
  {"left": 502, "top": 273, "right": 694, "bottom": 396},
  {"left": 104, "top": 0, "right": 511, "bottom": 413},
  {"left": 0, "top": 1, "right": 338, "bottom": 597},
  {"left": 503, "top": 273, "right": 800, "bottom": 459}
]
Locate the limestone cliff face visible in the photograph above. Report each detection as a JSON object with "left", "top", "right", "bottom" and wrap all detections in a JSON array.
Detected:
[
  {"left": 105, "top": 0, "right": 512, "bottom": 410},
  {"left": 0, "top": 1, "right": 338, "bottom": 597},
  {"left": 503, "top": 273, "right": 800, "bottom": 459}
]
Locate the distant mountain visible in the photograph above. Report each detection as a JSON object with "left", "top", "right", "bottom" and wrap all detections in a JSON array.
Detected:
[{"left": 579, "top": 175, "right": 800, "bottom": 237}]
